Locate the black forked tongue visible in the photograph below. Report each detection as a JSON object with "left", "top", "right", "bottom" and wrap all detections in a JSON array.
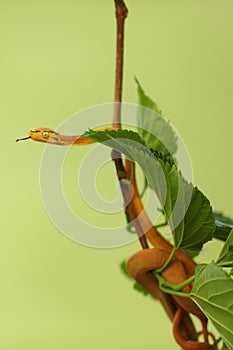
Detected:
[{"left": 16, "top": 136, "right": 31, "bottom": 142}]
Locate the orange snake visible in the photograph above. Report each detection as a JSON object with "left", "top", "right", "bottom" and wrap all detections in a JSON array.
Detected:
[
  {"left": 16, "top": 127, "right": 117, "bottom": 145},
  {"left": 17, "top": 127, "right": 218, "bottom": 349}
]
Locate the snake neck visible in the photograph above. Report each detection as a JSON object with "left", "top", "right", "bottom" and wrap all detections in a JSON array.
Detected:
[{"left": 57, "top": 134, "right": 96, "bottom": 145}]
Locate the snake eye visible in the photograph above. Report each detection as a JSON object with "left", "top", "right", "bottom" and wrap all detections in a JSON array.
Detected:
[{"left": 42, "top": 131, "right": 49, "bottom": 139}]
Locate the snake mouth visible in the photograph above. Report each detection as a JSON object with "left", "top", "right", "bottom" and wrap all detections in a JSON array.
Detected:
[{"left": 16, "top": 136, "right": 31, "bottom": 142}]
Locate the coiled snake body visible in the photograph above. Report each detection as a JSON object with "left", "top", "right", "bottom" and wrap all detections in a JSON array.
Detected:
[{"left": 17, "top": 127, "right": 217, "bottom": 349}]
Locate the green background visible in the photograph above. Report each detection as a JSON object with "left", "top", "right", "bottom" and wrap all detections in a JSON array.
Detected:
[{"left": 1, "top": 0, "right": 233, "bottom": 349}]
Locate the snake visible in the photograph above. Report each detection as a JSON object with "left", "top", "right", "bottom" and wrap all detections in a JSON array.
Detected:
[
  {"left": 17, "top": 127, "right": 218, "bottom": 349},
  {"left": 16, "top": 127, "right": 117, "bottom": 145},
  {"left": 126, "top": 248, "right": 217, "bottom": 350}
]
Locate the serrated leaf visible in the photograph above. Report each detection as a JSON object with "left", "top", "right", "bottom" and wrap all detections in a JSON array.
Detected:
[
  {"left": 83, "top": 128, "right": 145, "bottom": 146},
  {"left": 213, "top": 212, "right": 233, "bottom": 241},
  {"left": 177, "top": 187, "right": 215, "bottom": 256},
  {"left": 191, "top": 263, "right": 233, "bottom": 350},
  {"left": 84, "top": 129, "right": 215, "bottom": 257},
  {"left": 146, "top": 155, "right": 214, "bottom": 256},
  {"left": 216, "top": 230, "right": 233, "bottom": 267},
  {"left": 136, "top": 78, "right": 163, "bottom": 116},
  {"left": 136, "top": 79, "right": 177, "bottom": 155},
  {"left": 214, "top": 226, "right": 232, "bottom": 242}
]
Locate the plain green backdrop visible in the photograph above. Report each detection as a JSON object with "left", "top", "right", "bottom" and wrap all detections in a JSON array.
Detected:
[{"left": 1, "top": 1, "right": 233, "bottom": 349}]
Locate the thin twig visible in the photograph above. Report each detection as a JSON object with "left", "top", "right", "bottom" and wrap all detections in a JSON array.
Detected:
[
  {"left": 113, "top": 0, "right": 128, "bottom": 128},
  {"left": 112, "top": 0, "right": 148, "bottom": 249}
]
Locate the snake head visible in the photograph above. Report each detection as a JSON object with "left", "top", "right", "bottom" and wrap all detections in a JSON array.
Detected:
[
  {"left": 28, "top": 128, "right": 61, "bottom": 144},
  {"left": 16, "top": 127, "right": 61, "bottom": 144}
]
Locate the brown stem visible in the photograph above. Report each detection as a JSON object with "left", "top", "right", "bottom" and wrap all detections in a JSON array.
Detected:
[
  {"left": 113, "top": 0, "right": 128, "bottom": 128},
  {"left": 112, "top": 0, "right": 148, "bottom": 249}
]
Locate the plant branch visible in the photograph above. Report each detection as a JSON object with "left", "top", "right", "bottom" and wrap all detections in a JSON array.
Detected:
[
  {"left": 113, "top": 0, "right": 128, "bottom": 128},
  {"left": 111, "top": 0, "right": 148, "bottom": 249}
]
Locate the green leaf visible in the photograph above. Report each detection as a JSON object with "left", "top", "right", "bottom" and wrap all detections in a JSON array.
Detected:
[
  {"left": 141, "top": 153, "right": 215, "bottom": 257},
  {"left": 83, "top": 128, "right": 145, "bottom": 146},
  {"left": 216, "top": 230, "right": 233, "bottom": 267},
  {"left": 177, "top": 187, "right": 215, "bottom": 257},
  {"left": 191, "top": 263, "right": 233, "bottom": 350},
  {"left": 213, "top": 212, "right": 233, "bottom": 241},
  {"left": 136, "top": 79, "right": 178, "bottom": 155},
  {"left": 136, "top": 78, "right": 163, "bottom": 116},
  {"left": 214, "top": 226, "right": 233, "bottom": 242},
  {"left": 84, "top": 129, "right": 215, "bottom": 257}
]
